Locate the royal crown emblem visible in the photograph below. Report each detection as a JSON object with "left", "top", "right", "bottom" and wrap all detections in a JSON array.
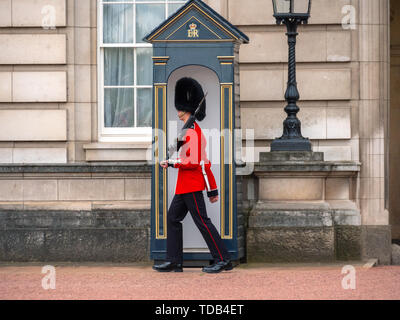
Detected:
[{"left": 187, "top": 22, "right": 199, "bottom": 38}]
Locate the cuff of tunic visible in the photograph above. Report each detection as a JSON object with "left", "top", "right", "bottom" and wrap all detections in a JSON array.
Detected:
[
  {"left": 207, "top": 189, "right": 218, "bottom": 197},
  {"left": 167, "top": 159, "right": 182, "bottom": 167}
]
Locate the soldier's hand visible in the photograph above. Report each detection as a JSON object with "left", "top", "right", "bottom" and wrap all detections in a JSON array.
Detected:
[
  {"left": 209, "top": 195, "right": 218, "bottom": 203},
  {"left": 160, "top": 160, "right": 169, "bottom": 168}
]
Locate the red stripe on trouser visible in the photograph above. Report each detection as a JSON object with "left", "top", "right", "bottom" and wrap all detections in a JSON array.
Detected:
[{"left": 192, "top": 192, "right": 224, "bottom": 261}]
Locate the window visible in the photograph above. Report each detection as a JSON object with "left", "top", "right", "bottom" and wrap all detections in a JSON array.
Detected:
[{"left": 98, "top": 0, "right": 186, "bottom": 142}]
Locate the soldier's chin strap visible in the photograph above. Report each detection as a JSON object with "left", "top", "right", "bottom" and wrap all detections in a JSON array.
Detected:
[{"left": 165, "top": 92, "right": 208, "bottom": 163}]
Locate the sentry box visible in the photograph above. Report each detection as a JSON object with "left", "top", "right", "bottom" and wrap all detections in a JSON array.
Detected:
[{"left": 144, "top": 0, "right": 249, "bottom": 265}]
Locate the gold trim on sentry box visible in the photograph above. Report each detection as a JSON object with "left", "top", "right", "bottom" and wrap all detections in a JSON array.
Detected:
[
  {"left": 218, "top": 56, "right": 234, "bottom": 65},
  {"left": 147, "top": 3, "right": 238, "bottom": 41},
  {"left": 162, "top": 85, "right": 167, "bottom": 239},
  {"left": 228, "top": 84, "right": 233, "bottom": 240},
  {"left": 153, "top": 57, "right": 169, "bottom": 66},
  {"left": 151, "top": 39, "right": 234, "bottom": 43},
  {"left": 154, "top": 86, "right": 160, "bottom": 238},
  {"left": 165, "top": 15, "right": 222, "bottom": 40},
  {"left": 155, "top": 84, "right": 167, "bottom": 240},
  {"left": 220, "top": 83, "right": 233, "bottom": 239}
]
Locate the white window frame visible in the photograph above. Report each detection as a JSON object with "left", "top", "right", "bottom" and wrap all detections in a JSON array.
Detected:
[{"left": 97, "top": 0, "right": 186, "bottom": 143}]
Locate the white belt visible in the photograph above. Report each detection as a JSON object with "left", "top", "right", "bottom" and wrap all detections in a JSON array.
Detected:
[{"left": 200, "top": 160, "right": 211, "bottom": 191}]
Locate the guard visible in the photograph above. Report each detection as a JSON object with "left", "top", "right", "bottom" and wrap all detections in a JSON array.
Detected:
[{"left": 152, "top": 77, "right": 233, "bottom": 273}]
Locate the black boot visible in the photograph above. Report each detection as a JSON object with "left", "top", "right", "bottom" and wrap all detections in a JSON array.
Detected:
[
  {"left": 152, "top": 261, "right": 183, "bottom": 272},
  {"left": 202, "top": 260, "right": 234, "bottom": 273}
]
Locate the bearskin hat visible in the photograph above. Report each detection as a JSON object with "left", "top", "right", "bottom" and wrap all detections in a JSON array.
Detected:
[{"left": 174, "top": 77, "right": 206, "bottom": 121}]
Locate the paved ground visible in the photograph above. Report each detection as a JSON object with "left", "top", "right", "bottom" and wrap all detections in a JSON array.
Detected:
[{"left": 0, "top": 262, "right": 399, "bottom": 300}]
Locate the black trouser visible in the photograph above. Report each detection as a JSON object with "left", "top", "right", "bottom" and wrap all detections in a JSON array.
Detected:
[{"left": 166, "top": 190, "right": 231, "bottom": 264}]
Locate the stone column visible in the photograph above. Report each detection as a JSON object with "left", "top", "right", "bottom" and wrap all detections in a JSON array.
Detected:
[
  {"left": 390, "top": 0, "right": 400, "bottom": 241},
  {"left": 247, "top": 152, "right": 361, "bottom": 262},
  {"left": 358, "top": 0, "right": 391, "bottom": 263}
]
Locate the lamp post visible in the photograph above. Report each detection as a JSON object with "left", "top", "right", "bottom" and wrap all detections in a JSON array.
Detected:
[{"left": 270, "top": 0, "right": 312, "bottom": 152}]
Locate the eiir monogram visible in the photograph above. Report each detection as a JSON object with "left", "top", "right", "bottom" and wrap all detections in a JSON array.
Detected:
[{"left": 187, "top": 23, "right": 199, "bottom": 38}]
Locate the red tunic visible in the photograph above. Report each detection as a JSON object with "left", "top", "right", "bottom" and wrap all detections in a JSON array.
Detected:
[{"left": 173, "top": 121, "right": 218, "bottom": 197}]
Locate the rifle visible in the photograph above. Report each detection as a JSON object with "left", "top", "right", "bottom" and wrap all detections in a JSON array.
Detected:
[{"left": 165, "top": 92, "right": 208, "bottom": 163}]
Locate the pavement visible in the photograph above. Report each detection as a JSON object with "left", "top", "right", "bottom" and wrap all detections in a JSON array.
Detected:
[{"left": 0, "top": 261, "right": 399, "bottom": 300}]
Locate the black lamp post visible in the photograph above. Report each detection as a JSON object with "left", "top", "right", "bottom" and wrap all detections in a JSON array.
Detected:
[{"left": 270, "top": 0, "right": 312, "bottom": 152}]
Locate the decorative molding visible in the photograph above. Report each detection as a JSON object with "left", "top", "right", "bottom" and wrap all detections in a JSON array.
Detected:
[
  {"left": 220, "top": 83, "right": 233, "bottom": 239},
  {"left": 154, "top": 84, "right": 167, "bottom": 240}
]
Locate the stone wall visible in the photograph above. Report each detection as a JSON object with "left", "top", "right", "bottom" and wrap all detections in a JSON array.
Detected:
[
  {"left": 0, "top": 0, "right": 155, "bottom": 261},
  {"left": 0, "top": 0, "right": 69, "bottom": 163},
  {"left": 226, "top": 0, "right": 357, "bottom": 163},
  {"left": 0, "top": 163, "right": 151, "bottom": 261},
  {"left": 0, "top": 1, "right": 363, "bottom": 162}
]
